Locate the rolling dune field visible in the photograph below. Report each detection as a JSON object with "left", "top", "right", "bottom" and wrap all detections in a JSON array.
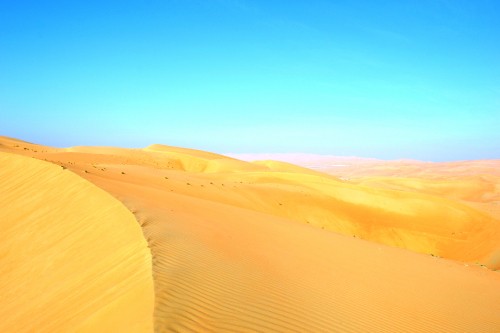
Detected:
[{"left": 1, "top": 137, "right": 499, "bottom": 332}]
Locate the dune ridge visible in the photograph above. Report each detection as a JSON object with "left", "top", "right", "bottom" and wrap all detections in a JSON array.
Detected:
[{"left": 0, "top": 151, "right": 154, "bottom": 333}]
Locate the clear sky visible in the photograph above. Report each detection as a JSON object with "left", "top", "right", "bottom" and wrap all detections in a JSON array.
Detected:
[{"left": 1, "top": 0, "right": 499, "bottom": 161}]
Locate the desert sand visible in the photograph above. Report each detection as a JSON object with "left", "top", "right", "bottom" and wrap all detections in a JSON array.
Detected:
[
  {"left": 1, "top": 136, "right": 499, "bottom": 332},
  {"left": 0, "top": 150, "right": 153, "bottom": 333},
  {"left": 231, "top": 153, "right": 500, "bottom": 241}
]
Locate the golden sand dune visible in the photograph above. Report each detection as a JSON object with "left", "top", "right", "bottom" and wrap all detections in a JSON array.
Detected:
[
  {"left": 229, "top": 153, "right": 500, "bottom": 178},
  {"left": 1, "top": 138, "right": 500, "bottom": 332},
  {"left": 231, "top": 153, "right": 500, "bottom": 267},
  {"left": 81, "top": 177, "right": 500, "bottom": 332},
  {"left": 241, "top": 154, "right": 500, "bottom": 208},
  {"left": 0, "top": 152, "right": 154, "bottom": 333},
  {"left": 11, "top": 141, "right": 499, "bottom": 266}
]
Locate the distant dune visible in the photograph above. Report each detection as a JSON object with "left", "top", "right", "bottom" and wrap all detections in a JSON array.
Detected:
[
  {"left": 1, "top": 137, "right": 499, "bottom": 332},
  {"left": 231, "top": 153, "right": 500, "bottom": 241}
]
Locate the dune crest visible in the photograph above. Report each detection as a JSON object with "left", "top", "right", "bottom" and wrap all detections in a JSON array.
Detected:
[{"left": 0, "top": 152, "right": 154, "bottom": 333}]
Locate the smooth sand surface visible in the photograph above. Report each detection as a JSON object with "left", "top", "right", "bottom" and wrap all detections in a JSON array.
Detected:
[
  {"left": 2, "top": 138, "right": 500, "bottom": 332},
  {"left": 0, "top": 151, "right": 154, "bottom": 333}
]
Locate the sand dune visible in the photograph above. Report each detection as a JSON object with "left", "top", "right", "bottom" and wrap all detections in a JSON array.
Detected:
[
  {"left": 0, "top": 152, "right": 154, "bottom": 333},
  {"left": 1, "top": 138, "right": 500, "bottom": 332},
  {"left": 231, "top": 153, "right": 500, "bottom": 267}
]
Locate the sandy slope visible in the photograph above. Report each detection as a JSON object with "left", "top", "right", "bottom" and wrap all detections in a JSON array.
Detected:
[
  {"left": 83, "top": 171, "right": 500, "bottom": 332},
  {"left": 2, "top": 138, "right": 500, "bottom": 332},
  {"left": 0, "top": 151, "right": 154, "bottom": 333}
]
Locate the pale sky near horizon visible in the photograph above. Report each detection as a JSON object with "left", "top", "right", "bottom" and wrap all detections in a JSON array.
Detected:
[{"left": 1, "top": 0, "right": 499, "bottom": 161}]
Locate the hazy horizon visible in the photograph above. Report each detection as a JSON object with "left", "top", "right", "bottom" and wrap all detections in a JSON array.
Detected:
[{"left": 1, "top": 1, "right": 499, "bottom": 161}]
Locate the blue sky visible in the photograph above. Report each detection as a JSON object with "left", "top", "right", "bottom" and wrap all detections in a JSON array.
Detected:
[{"left": 1, "top": 0, "right": 499, "bottom": 161}]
